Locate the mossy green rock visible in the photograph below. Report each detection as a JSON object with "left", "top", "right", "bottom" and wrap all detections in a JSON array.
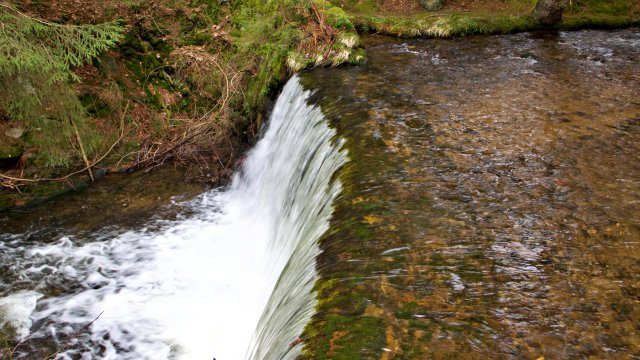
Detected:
[
  {"left": 420, "top": 0, "right": 444, "bottom": 11},
  {"left": 1, "top": 132, "right": 23, "bottom": 158}
]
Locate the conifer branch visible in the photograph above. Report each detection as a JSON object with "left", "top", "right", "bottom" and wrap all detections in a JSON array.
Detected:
[{"left": 0, "top": 3, "right": 124, "bottom": 167}]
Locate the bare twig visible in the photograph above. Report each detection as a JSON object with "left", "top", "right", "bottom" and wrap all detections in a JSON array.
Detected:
[
  {"left": 0, "top": 3, "right": 63, "bottom": 27},
  {"left": 0, "top": 102, "right": 130, "bottom": 185},
  {"left": 310, "top": 2, "right": 336, "bottom": 39},
  {"left": 70, "top": 118, "right": 95, "bottom": 182},
  {"left": 41, "top": 312, "right": 104, "bottom": 360},
  {"left": 2, "top": 311, "right": 104, "bottom": 360}
]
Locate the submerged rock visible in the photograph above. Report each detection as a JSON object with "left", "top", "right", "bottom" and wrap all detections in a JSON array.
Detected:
[{"left": 420, "top": 0, "right": 444, "bottom": 11}]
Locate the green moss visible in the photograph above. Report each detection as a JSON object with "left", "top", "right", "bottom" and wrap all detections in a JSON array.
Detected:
[
  {"left": 316, "top": 0, "right": 355, "bottom": 30},
  {"left": 230, "top": 0, "right": 364, "bottom": 128},
  {"left": 353, "top": 13, "right": 541, "bottom": 38},
  {"left": 409, "top": 319, "right": 433, "bottom": 332},
  {"left": 80, "top": 93, "right": 111, "bottom": 118},
  {"left": 395, "top": 301, "right": 419, "bottom": 319},
  {"left": 176, "top": 1, "right": 223, "bottom": 47},
  {"left": 327, "top": 0, "right": 377, "bottom": 15},
  {"left": 563, "top": 14, "right": 633, "bottom": 29},
  {"left": 0, "top": 178, "right": 74, "bottom": 210},
  {"left": 0, "top": 135, "right": 23, "bottom": 159},
  {"left": 120, "top": 27, "right": 173, "bottom": 82},
  {"left": 304, "top": 314, "right": 385, "bottom": 359},
  {"left": 347, "top": 0, "right": 637, "bottom": 39},
  {"left": 179, "top": 32, "right": 214, "bottom": 46},
  {"left": 347, "top": 47, "right": 366, "bottom": 65},
  {"left": 567, "top": 0, "right": 630, "bottom": 16}
]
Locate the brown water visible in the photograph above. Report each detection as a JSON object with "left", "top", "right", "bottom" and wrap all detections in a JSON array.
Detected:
[
  {"left": 0, "top": 166, "right": 207, "bottom": 238},
  {"left": 302, "top": 29, "right": 640, "bottom": 359}
]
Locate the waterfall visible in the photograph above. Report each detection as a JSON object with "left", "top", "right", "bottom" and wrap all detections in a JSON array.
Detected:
[
  {"left": 0, "top": 76, "right": 346, "bottom": 360},
  {"left": 238, "top": 76, "right": 347, "bottom": 360}
]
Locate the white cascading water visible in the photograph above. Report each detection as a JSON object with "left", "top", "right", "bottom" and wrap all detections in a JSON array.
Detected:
[{"left": 0, "top": 76, "right": 346, "bottom": 360}]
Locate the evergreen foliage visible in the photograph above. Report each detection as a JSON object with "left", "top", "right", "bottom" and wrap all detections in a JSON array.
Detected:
[{"left": 0, "top": 3, "right": 123, "bottom": 166}]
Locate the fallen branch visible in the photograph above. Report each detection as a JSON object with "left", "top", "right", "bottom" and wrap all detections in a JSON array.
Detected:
[
  {"left": 0, "top": 102, "right": 129, "bottom": 185},
  {"left": 128, "top": 52, "right": 242, "bottom": 173},
  {"left": 41, "top": 312, "right": 104, "bottom": 360}
]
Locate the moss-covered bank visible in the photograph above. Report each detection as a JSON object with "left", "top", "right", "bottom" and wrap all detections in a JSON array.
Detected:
[{"left": 336, "top": 0, "right": 640, "bottom": 38}]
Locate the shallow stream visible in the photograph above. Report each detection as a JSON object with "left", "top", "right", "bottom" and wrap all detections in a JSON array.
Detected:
[
  {"left": 1, "top": 29, "right": 639, "bottom": 359},
  {"left": 302, "top": 28, "right": 640, "bottom": 359}
]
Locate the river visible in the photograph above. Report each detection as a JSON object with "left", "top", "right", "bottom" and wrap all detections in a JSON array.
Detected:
[{"left": 1, "top": 28, "right": 639, "bottom": 359}]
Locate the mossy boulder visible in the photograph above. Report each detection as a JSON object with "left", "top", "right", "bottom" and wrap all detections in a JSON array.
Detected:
[
  {"left": 420, "top": 0, "right": 444, "bottom": 11},
  {"left": 1, "top": 127, "right": 24, "bottom": 159}
]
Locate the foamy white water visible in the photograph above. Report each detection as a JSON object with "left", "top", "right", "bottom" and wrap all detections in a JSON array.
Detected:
[
  {"left": 0, "top": 76, "right": 346, "bottom": 360},
  {"left": 0, "top": 291, "right": 43, "bottom": 340}
]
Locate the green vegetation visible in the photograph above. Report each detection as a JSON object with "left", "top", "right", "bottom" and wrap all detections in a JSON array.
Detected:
[
  {"left": 232, "top": 0, "right": 364, "bottom": 118},
  {"left": 0, "top": 0, "right": 364, "bottom": 207},
  {"left": 1, "top": 0, "right": 636, "bottom": 207},
  {"left": 563, "top": 0, "right": 639, "bottom": 29},
  {"left": 355, "top": 13, "right": 538, "bottom": 38},
  {"left": 0, "top": 5, "right": 122, "bottom": 86},
  {"left": 0, "top": 3, "right": 123, "bottom": 167},
  {"left": 332, "top": 0, "right": 639, "bottom": 38},
  {"left": 303, "top": 277, "right": 386, "bottom": 359}
]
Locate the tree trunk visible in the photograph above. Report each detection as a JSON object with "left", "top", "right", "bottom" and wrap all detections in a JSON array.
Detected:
[{"left": 534, "top": 0, "right": 567, "bottom": 26}]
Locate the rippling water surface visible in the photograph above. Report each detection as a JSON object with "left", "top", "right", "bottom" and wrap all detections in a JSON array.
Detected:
[{"left": 302, "top": 29, "right": 640, "bottom": 359}]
